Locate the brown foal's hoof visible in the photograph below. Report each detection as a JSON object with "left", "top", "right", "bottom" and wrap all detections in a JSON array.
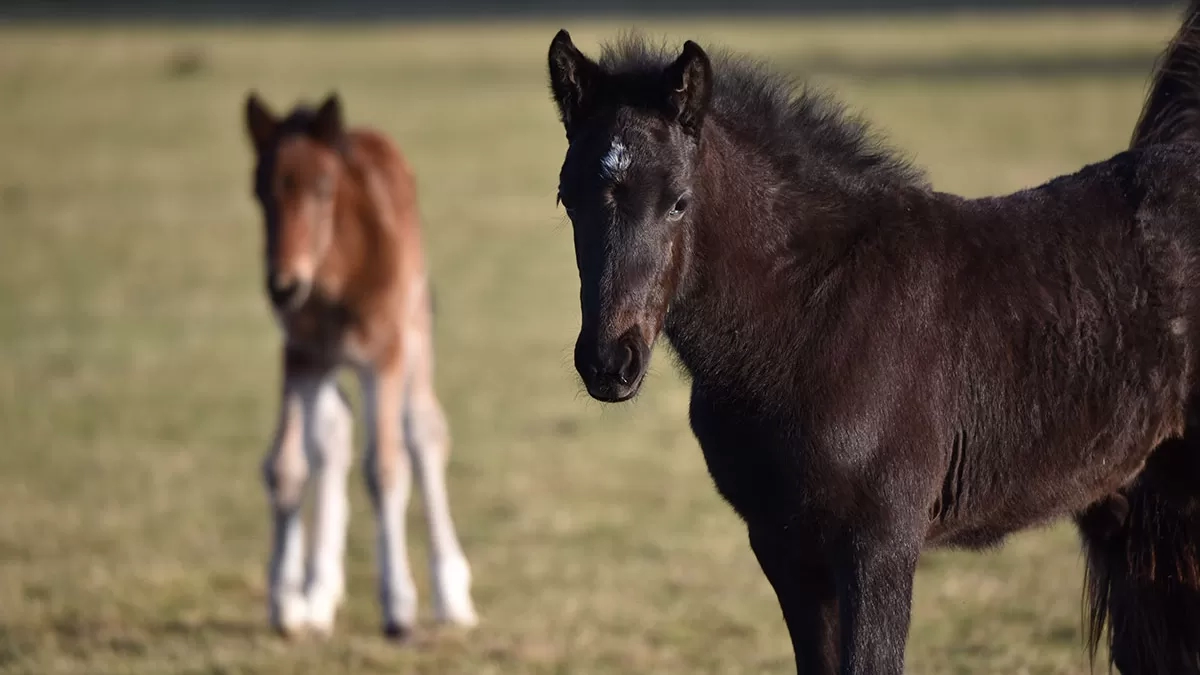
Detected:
[{"left": 383, "top": 621, "right": 415, "bottom": 645}]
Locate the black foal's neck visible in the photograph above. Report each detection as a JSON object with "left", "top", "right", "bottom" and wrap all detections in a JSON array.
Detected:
[
  {"left": 664, "top": 119, "right": 893, "bottom": 399},
  {"left": 664, "top": 123, "right": 793, "bottom": 388}
]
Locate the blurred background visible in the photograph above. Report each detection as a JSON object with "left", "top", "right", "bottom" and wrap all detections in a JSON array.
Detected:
[{"left": 0, "top": 1, "right": 1185, "bottom": 673}]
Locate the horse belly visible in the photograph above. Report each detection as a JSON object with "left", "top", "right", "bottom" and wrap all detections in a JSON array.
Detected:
[
  {"left": 927, "top": 388, "right": 1183, "bottom": 549},
  {"left": 929, "top": 245, "right": 1194, "bottom": 546}
]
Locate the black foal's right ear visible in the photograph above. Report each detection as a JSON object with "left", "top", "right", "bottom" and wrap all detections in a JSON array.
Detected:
[
  {"left": 245, "top": 92, "right": 277, "bottom": 152},
  {"left": 548, "top": 29, "right": 604, "bottom": 135},
  {"left": 664, "top": 41, "right": 712, "bottom": 137}
]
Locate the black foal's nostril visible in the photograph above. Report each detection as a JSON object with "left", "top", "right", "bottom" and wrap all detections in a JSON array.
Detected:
[
  {"left": 575, "top": 330, "right": 650, "bottom": 402},
  {"left": 615, "top": 338, "right": 644, "bottom": 387},
  {"left": 616, "top": 343, "right": 636, "bottom": 385},
  {"left": 575, "top": 331, "right": 649, "bottom": 403}
]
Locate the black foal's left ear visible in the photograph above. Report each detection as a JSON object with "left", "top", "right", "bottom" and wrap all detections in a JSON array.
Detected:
[
  {"left": 311, "top": 93, "right": 345, "bottom": 146},
  {"left": 548, "top": 29, "right": 604, "bottom": 135},
  {"left": 665, "top": 41, "right": 712, "bottom": 137}
]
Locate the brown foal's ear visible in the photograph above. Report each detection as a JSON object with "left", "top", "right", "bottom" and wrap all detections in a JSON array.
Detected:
[
  {"left": 664, "top": 41, "right": 712, "bottom": 137},
  {"left": 245, "top": 92, "right": 278, "bottom": 152},
  {"left": 548, "top": 29, "right": 605, "bottom": 136},
  {"left": 310, "top": 93, "right": 345, "bottom": 146}
]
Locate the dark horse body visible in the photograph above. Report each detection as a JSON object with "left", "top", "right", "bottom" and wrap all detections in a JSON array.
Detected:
[{"left": 549, "top": 6, "right": 1200, "bottom": 673}]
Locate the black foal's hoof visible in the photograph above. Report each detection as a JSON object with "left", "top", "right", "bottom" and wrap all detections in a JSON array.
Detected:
[{"left": 383, "top": 621, "right": 415, "bottom": 644}]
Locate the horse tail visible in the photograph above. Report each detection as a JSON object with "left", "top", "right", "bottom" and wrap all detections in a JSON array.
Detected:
[
  {"left": 1075, "top": 7, "right": 1200, "bottom": 671},
  {"left": 1078, "top": 438, "right": 1200, "bottom": 673},
  {"left": 1131, "top": 0, "right": 1200, "bottom": 148}
]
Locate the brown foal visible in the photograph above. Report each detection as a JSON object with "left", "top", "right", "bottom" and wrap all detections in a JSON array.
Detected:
[{"left": 245, "top": 93, "right": 477, "bottom": 640}]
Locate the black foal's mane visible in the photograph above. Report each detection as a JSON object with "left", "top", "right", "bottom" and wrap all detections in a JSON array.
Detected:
[{"left": 598, "top": 34, "right": 927, "bottom": 189}]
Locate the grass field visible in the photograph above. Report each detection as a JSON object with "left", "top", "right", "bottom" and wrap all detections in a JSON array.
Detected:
[{"left": 0, "top": 10, "right": 1187, "bottom": 674}]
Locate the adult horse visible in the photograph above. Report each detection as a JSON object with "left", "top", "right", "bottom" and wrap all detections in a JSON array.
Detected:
[{"left": 547, "top": 4, "right": 1200, "bottom": 673}]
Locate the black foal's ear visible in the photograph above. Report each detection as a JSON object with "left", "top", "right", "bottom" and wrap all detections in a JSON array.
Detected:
[
  {"left": 245, "top": 92, "right": 277, "bottom": 152},
  {"left": 665, "top": 41, "right": 712, "bottom": 137},
  {"left": 548, "top": 29, "right": 604, "bottom": 135},
  {"left": 311, "top": 93, "right": 345, "bottom": 146}
]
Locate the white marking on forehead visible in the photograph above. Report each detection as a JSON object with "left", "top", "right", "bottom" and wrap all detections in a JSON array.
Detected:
[{"left": 600, "top": 138, "right": 632, "bottom": 181}]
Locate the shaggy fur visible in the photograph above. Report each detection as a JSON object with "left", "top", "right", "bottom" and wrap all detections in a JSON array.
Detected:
[{"left": 550, "top": 7, "right": 1200, "bottom": 673}]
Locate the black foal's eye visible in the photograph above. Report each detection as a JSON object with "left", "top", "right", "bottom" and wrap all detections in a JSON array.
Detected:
[{"left": 668, "top": 195, "right": 690, "bottom": 220}]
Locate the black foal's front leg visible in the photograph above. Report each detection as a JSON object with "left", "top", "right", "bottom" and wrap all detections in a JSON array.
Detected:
[
  {"left": 836, "top": 533, "right": 920, "bottom": 675},
  {"left": 750, "top": 525, "right": 840, "bottom": 674}
]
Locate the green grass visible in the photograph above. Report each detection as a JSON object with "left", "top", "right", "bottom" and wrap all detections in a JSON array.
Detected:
[{"left": 0, "top": 10, "right": 1183, "bottom": 673}]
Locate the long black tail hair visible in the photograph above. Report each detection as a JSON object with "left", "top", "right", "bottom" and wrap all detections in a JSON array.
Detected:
[{"left": 1078, "top": 438, "right": 1200, "bottom": 673}]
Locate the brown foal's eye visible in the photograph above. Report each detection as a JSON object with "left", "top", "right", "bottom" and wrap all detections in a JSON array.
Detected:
[{"left": 277, "top": 173, "right": 295, "bottom": 196}]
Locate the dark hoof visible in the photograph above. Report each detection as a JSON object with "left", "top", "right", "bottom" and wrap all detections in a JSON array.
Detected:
[
  {"left": 275, "top": 625, "right": 306, "bottom": 641},
  {"left": 383, "top": 621, "right": 414, "bottom": 644}
]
